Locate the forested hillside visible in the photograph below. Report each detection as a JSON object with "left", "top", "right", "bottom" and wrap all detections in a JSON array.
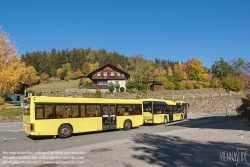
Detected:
[{"left": 20, "top": 47, "right": 250, "bottom": 93}]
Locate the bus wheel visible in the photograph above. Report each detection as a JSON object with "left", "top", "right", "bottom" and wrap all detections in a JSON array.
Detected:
[
  {"left": 58, "top": 124, "right": 72, "bottom": 138},
  {"left": 163, "top": 116, "right": 168, "bottom": 124},
  {"left": 123, "top": 120, "right": 132, "bottom": 130}
]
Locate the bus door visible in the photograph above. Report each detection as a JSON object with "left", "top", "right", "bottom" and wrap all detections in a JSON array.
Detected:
[
  {"left": 102, "top": 105, "right": 116, "bottom": 130},
  {"left": 169, "top": 106, "right": 174, "bottom": 121},
  {"left": 183, "top": 103, "right": 188, "bottom": 119}
]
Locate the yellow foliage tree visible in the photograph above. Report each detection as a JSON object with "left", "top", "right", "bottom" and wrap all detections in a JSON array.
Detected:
[
  {"left": 21, "top": 66, "right": 39, "bottom": 86},
  {"left": 89, "top": 62, "right": 99, "bottom": 72},
  {"left": 167, "top": 67, "right": 173, "bottom": 76},
  {"left": 0, "top": 27, "right": 26, "bottom": 95}
]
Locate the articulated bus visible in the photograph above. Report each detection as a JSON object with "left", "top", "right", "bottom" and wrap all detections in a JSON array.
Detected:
[
  {"left": 141, "top": 99, "right": 188, "bottom": 124},
  {"left": 23, "top": 96, "right": 143, "bottom": 138}
]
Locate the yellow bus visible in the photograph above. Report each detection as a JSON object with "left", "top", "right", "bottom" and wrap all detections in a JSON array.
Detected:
[
  {"left": 23, "top": 96, "right": 143, "bottom": 138},
  {"left": 141, "top": 99, "right": 188, "bottom": 124}
]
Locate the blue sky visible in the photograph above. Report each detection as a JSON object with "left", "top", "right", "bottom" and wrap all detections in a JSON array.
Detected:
[{"left": 1, "top": 0, "right": 249, "bottom": 68}]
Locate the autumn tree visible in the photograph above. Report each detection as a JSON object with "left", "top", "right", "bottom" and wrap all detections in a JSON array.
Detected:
[
  {"left": 127, "top": 55, "right": 154, "bottom": 90},
  {"left": 230, "top": 58, "right": 246, "bottom": 75},
  {"left": 183, "top": 58, "right": 195, "bottom": 79},
  {"left": 173, "top": 62, "right": 187, "bottom": 81},
  {"left": 117, "top": 64, "right": 123, "bottom": 70},
  {"left": 167, "top": 67, "right": 173, "bottom": 76},
  {"left": 21, "top": 66, "right": 39, "bottom": 86},
  {"left": 56, "top": 68, "right": 63, "bottom": 78},
  {"left": 89, "top": 62, "right": 99, "bottom": 72},
  {"left": 189, "top": 59, "right": 208, "bottom": 82},
  {"left": 141, "top": 60, "right": 155, "bottom": 83},
  {"left": 82, "top": 62, "right": 91, "bottom": 77},
  {"left": 153, "top": 65, "right": 167, "bottom": 84},
  {"left": 229, "top": 58, "right": 250, "bottom": 89},
  {"left": 128, "top": 54, "right": 144, "bottom": 79},
  {"left": 0, "top": 27, "right": 26, "bottom": 96},
  {"left": 211, "top": 58, "right": 234, "bottom": 80},
  {"left": 60, "top": 63, "right": 71, "bottom": 80}
]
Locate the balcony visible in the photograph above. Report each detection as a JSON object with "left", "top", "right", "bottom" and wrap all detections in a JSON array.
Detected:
[
  {"left": 92, "top": 76, "right": 127, "bottom": 80},
  {"left": 88, "top": 85, "right": 108, "bottom": 89}
]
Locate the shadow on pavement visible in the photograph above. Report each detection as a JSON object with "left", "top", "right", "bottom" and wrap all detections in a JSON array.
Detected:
[
  {"left": 130, "top": 133, "right": 250, "bottom": 167},
  {"left": 167, "top": 115, "right": 249, "bottom": 132}
]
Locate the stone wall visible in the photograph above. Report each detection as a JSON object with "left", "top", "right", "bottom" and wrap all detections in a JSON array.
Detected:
[
  {"left": 186, "top": 97, "right": 242, "bottom": 114},
  {"left": 102, "top": 88, "right": 246, "bottom": 114}
]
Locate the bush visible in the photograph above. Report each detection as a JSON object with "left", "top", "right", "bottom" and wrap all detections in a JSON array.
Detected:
[
  {"left": 185, "top": 82, "right": 194, "bottom": 90},
  {"left": 236, "top": 97, "right": 250, "bottom": 116},
  {"left": 40, "top": 72, "right": 50, "bottom": 81},
  {"left": 0, "top": 96, "right": 5, "bottom": 105},
  {"left": 210, "top": 78, "right": 222, "bottom": 88},
  {"left": 79, "top": 78, "right": 92, "bottom": 88},
  {"left": 95, "top": 89, "right": 102, "bottom": 97},
  {"left": 222, "top": 76, "right": 245, "bottom": 91},
  {"left": 114, "top": 83, "right": 120, "bottom": 92},
  {"left": 107, "top": 82, "right": 115, "bottom": 93},
  {"left": 175, "top": 82, "right": 184, "bottom": 90},
  {"left": 64, "top": 76, "right": 69, "bottom": 82},
  {"left": 129, "top": 88, "right": 137, "bottom": 93},
  {"left": 194, "top": 83, "right": 203, "bottom": 89},
  {"left": 120, "top": 87, "right": 125, "bottom": 92},
  {"left": 202, "top": 82, "right": 210, "bottom": 88},
  {"left": 163, "top": 80, "right": 175, "bottom": 90}
]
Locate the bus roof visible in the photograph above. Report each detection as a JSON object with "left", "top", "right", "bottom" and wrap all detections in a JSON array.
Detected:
[{"left": 27, "top": 96, "right": 142, "bottom": 104}]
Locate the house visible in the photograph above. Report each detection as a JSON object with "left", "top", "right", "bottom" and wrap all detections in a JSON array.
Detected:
[
  {"left": 7, "top": 83, "right": 29, "bottom": 105},
  {"left": 87, "top": 63, "right": 130, "bottom": 91},
  {"left": 150, "top": 81, "right": 164, "bottom": 91}
]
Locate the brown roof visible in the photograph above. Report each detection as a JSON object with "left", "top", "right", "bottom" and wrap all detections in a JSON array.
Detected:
[{"left": 87, "top": 62, "right": 130, "bottom": 78}]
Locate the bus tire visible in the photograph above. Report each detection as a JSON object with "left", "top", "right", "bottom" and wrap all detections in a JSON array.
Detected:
[
  {"left": 123, "top": 120, "right": 132, "bottom": 130},
  {"left": 58, "top": 124, "right": 72, "bottom": 138},
  {"left": 163, "top": 116, "right": 168, "bottom": 124}
]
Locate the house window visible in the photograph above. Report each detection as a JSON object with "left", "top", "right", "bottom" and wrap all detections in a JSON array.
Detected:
[
  {"left": 97, "top": 80, "right": 108, "bottom": 85},
  {"left": 117, "top": 72, "right": 120, "bottom": 76},
  {"left": 115, "top": 81, "right": 119, "bottom": 84},
  {"left": 97, "top": 72, "right": 101, "bottom": 76},
  {"left": 103, "top": 72, "right": 107, "bottom": 76},
  {"left": 111, "top": 72, "right": 115, "bottom": 76}
]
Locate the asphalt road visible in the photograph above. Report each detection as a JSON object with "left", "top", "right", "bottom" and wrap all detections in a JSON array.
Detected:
[
  {"left": 0, "top": 113, "right": 240, "bottom": 155},
  {"left": 0, "top": 113, "right": 249, "bottom": 167}
]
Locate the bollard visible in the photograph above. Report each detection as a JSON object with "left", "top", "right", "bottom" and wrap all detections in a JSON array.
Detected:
[{"left": 226, "top": 109, "right": 230, "bottom": 116}]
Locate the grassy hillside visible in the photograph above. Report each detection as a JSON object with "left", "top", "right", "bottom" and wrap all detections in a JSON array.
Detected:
[{"left": 27, "top": 78, "right": 80, "bottom": 93}]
